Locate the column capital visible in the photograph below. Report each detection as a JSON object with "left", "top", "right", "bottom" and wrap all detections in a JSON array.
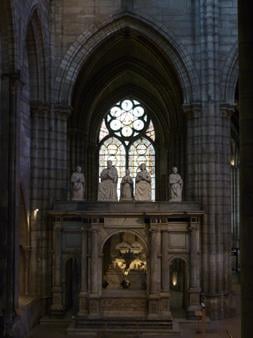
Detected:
[
  {"left": 2, "top": 70, "right": 26, "bottom": 93},
  {"left": 188, "top": 224, "right": 198, "bottom": 232},
  {"left": 51, "top": 104, "right": 72, "bottom": 119},
  {"left": 150, "top": 225, "right": 161, "bottom": 232},
  {"left": 182, "top": 103, "right": 201, "bottom": 119},
  {"left": 220, "top": 103, "right": 236, "bottom": 118},
  {"left": 31, "top": 102, "right": 51, "bottom": 116}
]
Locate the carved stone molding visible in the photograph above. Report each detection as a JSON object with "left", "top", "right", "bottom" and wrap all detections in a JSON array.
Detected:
[{"left": 182, "top": 103, "right": 201, "bottom": 120}]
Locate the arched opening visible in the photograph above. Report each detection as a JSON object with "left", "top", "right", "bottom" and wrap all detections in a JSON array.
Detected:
[
  {"left": 26, "top": 11, "right": 46, "bottom": 103},
  {"left": 169, "top": 258, "right": 187, "bottom": 318},
  {"left": 64, "top": 257, "right": 80, "bottom": 314},
  {"left": 102, "top": 232, "right": 147, "bottom": 291},
  {"left": 68, "top": 21, "right": 186, "bottom": 201}
]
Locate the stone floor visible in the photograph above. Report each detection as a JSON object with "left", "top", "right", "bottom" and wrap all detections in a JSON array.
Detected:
[
  {"left": 28, "top": 315, "right": 241, "bottom": 338},
  {"left": 28, "top": 280, "right": 241, "bottom": 338}
]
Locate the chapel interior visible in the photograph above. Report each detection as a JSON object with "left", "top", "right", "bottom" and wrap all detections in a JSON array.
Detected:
[{"left": 0, "top": 0, "right": 253, "bottom": 338}]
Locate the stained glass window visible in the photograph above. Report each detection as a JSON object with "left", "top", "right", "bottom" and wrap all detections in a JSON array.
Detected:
[
  {"left": 99, "top": 137, "right": 126, "bottom": 193},
  {"left": 99, "top": 98, "right": 156, "bottom": 200}
]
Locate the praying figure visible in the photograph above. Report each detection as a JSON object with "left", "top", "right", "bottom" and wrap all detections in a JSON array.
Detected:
[
  {"left": 98, "top": 160, "right": 118, "bottom": 201},
  {"left": 71, "top": 166, "right": 85, "bottom": 200},
  {"left": 169, "top": 166, "right": 183, "bottom": 202},
  {"left": 135, "top": 163, "right": 151, "bottom": 201},
  {"left": 120, "top": 169, "right": 134, "bottom": 201}
]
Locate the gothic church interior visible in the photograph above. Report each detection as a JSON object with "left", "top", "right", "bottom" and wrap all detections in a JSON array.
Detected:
[{"left": 1, "top": 0, "right": 249, "bottom": 337}]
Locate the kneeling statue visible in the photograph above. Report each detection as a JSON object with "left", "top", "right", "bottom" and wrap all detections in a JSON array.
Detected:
[
  {"left": 98, "top": 160, "right": 118, "bottom": 201},
  {"left": 135, "top": 163, "right": 151, "bottom": 201},
  {"left": 120, "top": 169, "right": 134, "bottom": 201}
]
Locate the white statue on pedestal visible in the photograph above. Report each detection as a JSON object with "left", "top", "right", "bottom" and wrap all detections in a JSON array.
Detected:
[
  {"left": 120, "top": 169, "right": 134, "bottom": 201},
  {"left": 135, "top": 163, "right": 151, "bottom": 201},
  {"left": 71, "top": 166, "right": 85, "bottom": 200},
  {"left": 169, "top": 166, "right": 183, "bottom": 202},
  {"left": 98, "top": 160, "right": 118, "bottom": 201}
]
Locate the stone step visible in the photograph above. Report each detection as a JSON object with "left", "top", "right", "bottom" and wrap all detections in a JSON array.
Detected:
[
  {"left": 40, "top": 315, "right": 72, "bottom": 327},
  {"left": 67, "top": 318, "right": 181, "bottom": 337},
  {"left": 67, "top": 319, "right": 181, "bottom": 338},
  {"left": 75, "top": 318, "right": 173, "bottom": 329}
]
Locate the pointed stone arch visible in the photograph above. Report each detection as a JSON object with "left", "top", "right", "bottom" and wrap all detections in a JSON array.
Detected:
[
  {"left": 55, "top": 13, "right": 199, "bottom": 105},
  {"left": 222, "top": 43, "right": 238, "bottom": 105},
  {"left": 26, "top": 8, "right": 47, "bottom": 102}
]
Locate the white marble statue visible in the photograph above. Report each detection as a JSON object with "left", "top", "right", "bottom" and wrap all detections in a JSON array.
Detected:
[
  {"left": 120, "top": 169, "right": 134, "bottom": 201},
  {"left": 71, "top": 166, "right": 85, "bottom": 200},
  {"left": 135, "top": 163, "right": 151, "bottom": 201},
  {"left": 169, "top": 166, "right": 183, "bottom": 202},
  {"left": 98, "top": 160, "right": 118, "bottom": 201}
]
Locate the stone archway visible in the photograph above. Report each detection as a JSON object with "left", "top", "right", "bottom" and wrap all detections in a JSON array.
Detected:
[
  {"left": 102, "top": 231, "right": 148, "bottom": 293},
  {"left": 64, "top": 257, "right": 80, "bottom": 314},
  {"left": 63, "top": 15, "right": 197, "bottom": 201},
  {"left": 169, "top": 258, "right": 188, "bottom": 318},
  {"left": 55, "top": 14, "right": 199, "bottom": 106}
]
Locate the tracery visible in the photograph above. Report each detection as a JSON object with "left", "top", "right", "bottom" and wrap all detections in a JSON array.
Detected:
[{"left": 99, "top": 98, "right": 155, "bottom": 199}]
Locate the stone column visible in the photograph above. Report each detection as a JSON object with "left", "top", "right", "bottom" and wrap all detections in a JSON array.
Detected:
[
  {"left": 91, "top": 229, "right": 98, "bottom": 294},
  {"left": 193, "top": 0, "right": 232, "bottom": 319},
  {"left": 50, "top": 105, "right": 72, "bottom": 202},
  {"left": 30, "top": 104, "right": 71, "bottom": 297},
  {"left": 160, "top": 229, "right": 171, "bottom": 318},
  {"left": 89, "top": 224, "right": 100, "bottom": 317},
  {"left": 238, "top": 1, "right": 253, "bottom": 336},
  {"left": 184, "top": 103, "right": 201, "bottom": 201},
  {"left": 0, "top": 71, "right": 22, "bottom": 334},
  {"left": 78, "top": 225, "right": 88, "bottom": 316},
  {"left": 187, "top": 218, "right": 201, "bottom": 318},
  {"left": 30, "top": 103, "right": 51, "bottom": 297},
  {"left": 24, "top": 246, "right": 31, "bottom": 296},
  {"left": 161, "top": 230, "right": 169, "bottom": 292},
  {"left": 148, "top": 223, "right": 161, "bottom": 319},
  {"left": 50, "top": 222, "right": 64, "bottom": 315},
  {"left": 184, "top": 105, "right": 232, "bottom": 318}
]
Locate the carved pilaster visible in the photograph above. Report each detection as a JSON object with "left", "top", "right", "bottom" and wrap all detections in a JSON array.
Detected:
[
  {"left": 187, "top": 218, "right": 201, "bottom": 318},
  {"left": 23, "top": 246, "right": 32, "bottom": 296},
  {"left": 161, "top": 230, "right": 169, "bottom": 292},
  {"left": 51, "top": 222, "right": 64, "bottom": 315},
  {"left": 148, "top": 226, "right": 161, "bottom": 319},
  {"left": 88, "top": 225, "right": 100, "bottom": 318},
  {"left": 78, "top": 226, "right": 88, "bottom": 316}
]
